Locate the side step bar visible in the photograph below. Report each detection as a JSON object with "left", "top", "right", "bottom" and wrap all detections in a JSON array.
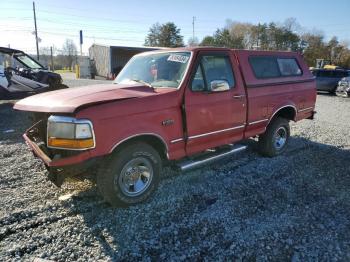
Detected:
[{"left": 179, "top": 145, "right": 247, "bottom": 171}]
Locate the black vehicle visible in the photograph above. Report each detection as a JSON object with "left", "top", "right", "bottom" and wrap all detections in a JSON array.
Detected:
[
  {"left": 0, "top": 47, "right": 68, "bottom": 100},
  {"left": 311, "top": 68, "right": 349, "bottom": 94}
]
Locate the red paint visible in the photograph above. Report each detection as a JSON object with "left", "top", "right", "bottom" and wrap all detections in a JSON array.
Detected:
[{"left": 14, "top": 47, "right": 316, "bottom": 168}]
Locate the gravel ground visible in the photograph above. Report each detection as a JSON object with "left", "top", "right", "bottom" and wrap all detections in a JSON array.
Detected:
[{"left": 0, "top": 84, "right": 350, "bottom": 261}]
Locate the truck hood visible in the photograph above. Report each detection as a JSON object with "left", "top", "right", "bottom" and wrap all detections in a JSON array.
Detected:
[{"left": 13, "top": 84, "right": 163, "bottom": 113}]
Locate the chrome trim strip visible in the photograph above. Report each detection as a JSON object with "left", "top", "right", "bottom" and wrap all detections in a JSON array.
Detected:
[
  {"left": 47, "top": 115, "right": 96, "bottom": 151},
  {"left": 298, "top": 107, "right": 314, "bottom": 113},
  {"left": 170, "top": 138, "right": 184, "bottom": 144},
  {"left": 109, "top": 133, "right": 169, "bottom": 158},
  {"left": 188, "top": 125, "right": 245, "bottom": 140},
  {"left": 248, "top": 118, "right": 269, "bottom": 125}
]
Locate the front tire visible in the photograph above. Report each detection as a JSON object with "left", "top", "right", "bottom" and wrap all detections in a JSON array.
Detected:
[
  {"left": 97, "top": 143, "right": 161, "bottom": 206},
  {"left": 258, "top": 117, "right": 290, "bottom": 157}
]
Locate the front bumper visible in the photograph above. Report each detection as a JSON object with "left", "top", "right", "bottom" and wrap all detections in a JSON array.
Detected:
[{"left": 23, "top": 122, "right": 100, "bottom": 186}]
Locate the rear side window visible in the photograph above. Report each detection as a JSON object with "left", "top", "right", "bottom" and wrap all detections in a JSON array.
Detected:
[
  {"left": 277, "top": 58, "right": 302, "bottom": 76},
  {"left": 249, "top": 57, "right": 280, "bottom": 78},
  {"left": 249, "top": 56, "right": 302, "bottom": 79}
]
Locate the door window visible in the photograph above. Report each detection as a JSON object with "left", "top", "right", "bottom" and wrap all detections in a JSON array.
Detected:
[
  {"left": 191, "top": 55, "right": 235, "bottom": 92},
  {"left": 191, "top": 64, "right": 206, "bottom": 91}
]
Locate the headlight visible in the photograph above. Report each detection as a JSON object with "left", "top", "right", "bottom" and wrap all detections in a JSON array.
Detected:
[{"left": 47, "top": 116, "right": 95, "bottom": 150}]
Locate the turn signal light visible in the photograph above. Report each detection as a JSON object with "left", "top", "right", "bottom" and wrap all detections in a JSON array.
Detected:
[{"left": 48, "top": 138, "right": 94, "bottom": 149}]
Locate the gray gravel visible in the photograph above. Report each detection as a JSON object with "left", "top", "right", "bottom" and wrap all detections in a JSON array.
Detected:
[{"left": 0, "top": 86, "right": 350, "bottom": 261}]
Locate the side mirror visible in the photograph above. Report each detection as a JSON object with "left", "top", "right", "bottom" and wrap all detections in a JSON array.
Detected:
[{"left": 210, "top": 80, "right": 230, "bottom": 92}]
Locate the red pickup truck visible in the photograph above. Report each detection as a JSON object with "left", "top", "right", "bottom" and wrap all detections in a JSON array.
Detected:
[{"left": 14, "top": 47, "right": 316, "bottom": 206}]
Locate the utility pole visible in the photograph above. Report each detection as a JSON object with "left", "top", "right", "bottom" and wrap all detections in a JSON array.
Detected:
[
  {"left": 256, "top": 23, "right": 260, "bottom": 50},
  {"left": 79, "top": 30, "right": 83, "bottom": 56},
  {"left": 192, "top": 16, "right": 196, "bottom": 41},
  {"left": 50, "top": 46, "right": 54, "bottom": 70},
  {"left": 33, "top": 1, "right": 39, "bottom": 60}
]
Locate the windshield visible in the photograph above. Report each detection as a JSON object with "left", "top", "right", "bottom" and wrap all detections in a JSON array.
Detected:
[
  {"left": 15, "top": 54, "right": 43, "bottom": 69},
  {"left": 115, "top": 51, "right": 191, "bottom": 88}
]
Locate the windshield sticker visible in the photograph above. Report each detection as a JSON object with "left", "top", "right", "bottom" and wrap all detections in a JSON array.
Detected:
[{"left": 167, "top": 54, "right": 189, "bottom": 63}]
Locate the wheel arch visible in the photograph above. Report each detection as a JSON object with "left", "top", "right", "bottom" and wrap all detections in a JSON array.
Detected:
[
  {"left": 109, "top": 133, "right": 169, "bottom": 161},
  {"left": 268, "top": 105, "right": 297, "bottom": 125}
]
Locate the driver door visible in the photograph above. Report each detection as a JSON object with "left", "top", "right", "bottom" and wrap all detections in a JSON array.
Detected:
[{"left": 184, "top": 51, "right": 247, "bottom": 155}]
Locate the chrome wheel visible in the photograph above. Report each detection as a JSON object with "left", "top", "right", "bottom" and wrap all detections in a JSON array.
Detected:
[
  {"left": 117, "top": 157, "right": 153, "bottom": 197},
  {"left": 274, "top": 126, "right": 287, "bottom": 150}
]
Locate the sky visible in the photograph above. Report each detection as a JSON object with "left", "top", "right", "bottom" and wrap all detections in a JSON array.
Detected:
[{"left": 1, "top": 0, "right": 350, "bottom": 55}]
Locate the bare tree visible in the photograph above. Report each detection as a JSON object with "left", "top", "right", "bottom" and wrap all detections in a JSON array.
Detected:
[
  {"left": 38, "top": 46, "right": 51, "bottom": 68},
  {"left": 283, "top": 17, "right": 301, "bottom": 33},
  {"left": 187, "top": 37, "right": 199, "bottom": 47},
  {"left": 60, "top": 39, "right": 77, "bottom": 68}
]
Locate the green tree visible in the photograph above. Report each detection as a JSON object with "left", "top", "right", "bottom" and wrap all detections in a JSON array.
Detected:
[
  {"left": 200, "top": 36, "right": 216, "bottom": 46},
  {"left": 144, "top": 23, "right": 161, "bottom": 47},
  {"left": 214, "top": 29, "right": 232, "bottom": 47},
  {"left": 145, "top": 22, "right": 184, "bottom": 47}
]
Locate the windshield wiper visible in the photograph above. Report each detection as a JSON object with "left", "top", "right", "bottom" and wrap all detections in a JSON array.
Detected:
[{"left": 131, "top": 79, "right": 154, "bottom": 89}]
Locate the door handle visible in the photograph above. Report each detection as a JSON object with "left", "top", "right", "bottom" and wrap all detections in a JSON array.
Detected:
[{"left": 233, "top": 94, "right": 245, "bottom": 99}]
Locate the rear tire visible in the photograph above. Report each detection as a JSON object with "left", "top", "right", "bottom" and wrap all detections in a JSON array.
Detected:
[
  {"left": 258, "top": 117, "right": 290, "bottom": 157},
  {"left": 97, "top": 143, "right": 161, "bottom": 207}
]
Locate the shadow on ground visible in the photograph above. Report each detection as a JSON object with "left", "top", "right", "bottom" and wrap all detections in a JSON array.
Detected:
[{"left": 64, "top": 137, "right": 350, "bottom": 260}]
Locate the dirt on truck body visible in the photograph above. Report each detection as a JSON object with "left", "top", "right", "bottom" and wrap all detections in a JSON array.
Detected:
[{"left": 14, "top": 47, "right": 316, "bottom": 206}]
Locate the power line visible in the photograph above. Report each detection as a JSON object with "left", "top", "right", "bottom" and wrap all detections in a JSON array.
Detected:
[{"left": 38, "top": 31, "right": 144, "bottom": 42}]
